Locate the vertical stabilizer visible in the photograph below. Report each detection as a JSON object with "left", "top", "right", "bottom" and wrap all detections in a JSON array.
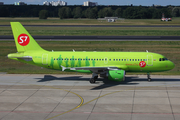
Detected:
[{"left": 10, "top": 22, "right": 44, "bottom": 52}]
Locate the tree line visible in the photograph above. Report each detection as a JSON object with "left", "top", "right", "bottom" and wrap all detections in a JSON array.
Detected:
[{"left": 0, "top": 5, "right": 180, "bottom": 19}]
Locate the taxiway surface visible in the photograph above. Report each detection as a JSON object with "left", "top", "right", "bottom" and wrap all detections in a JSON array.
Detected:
[{"left": 0, "top": 74, "right": 180, "bottom": 120}]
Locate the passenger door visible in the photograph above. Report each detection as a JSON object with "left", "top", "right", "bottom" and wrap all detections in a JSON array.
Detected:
[
  {"left": 147, "top": 55, "right": 153, "bottom": 66},
  {"left": 42, "top": 54, "right": 48, "bottom": 65}
]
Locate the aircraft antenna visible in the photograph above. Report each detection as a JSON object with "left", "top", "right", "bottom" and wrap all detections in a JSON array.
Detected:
[
  {"left": 146, "top": 50, "right": 148, "bottom": 52},
  {"left": 73, "top": 49, "right": 75, "bottom": 52}
]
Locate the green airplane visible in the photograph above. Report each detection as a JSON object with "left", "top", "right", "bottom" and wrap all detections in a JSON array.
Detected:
[{"left": 8, "top": 22, "right": 175, "bottom": 83}]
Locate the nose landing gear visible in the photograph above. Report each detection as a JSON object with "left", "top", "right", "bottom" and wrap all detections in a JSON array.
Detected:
[{"left": 147, "top": 73, "right": 151, "bottom": 82}]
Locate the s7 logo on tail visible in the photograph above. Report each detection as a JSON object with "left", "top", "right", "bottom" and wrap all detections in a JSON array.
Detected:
[{"left": 18, "top": 34, "right": 30, "bottom": 46}]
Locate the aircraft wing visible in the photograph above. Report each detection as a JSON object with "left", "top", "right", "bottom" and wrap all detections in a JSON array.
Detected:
[
  {"left": 71, "top": 67, "right": 119, "bottom": 73},
  {"left": 61, "top": 65, "right": 128, "bottom": 73}
]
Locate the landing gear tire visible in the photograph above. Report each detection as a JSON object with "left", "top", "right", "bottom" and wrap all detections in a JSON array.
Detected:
[
  {"left": 94, "top": 76, "right": 98, "bottom": 79},
  {"left": 89, "top": 73, "right": 98, "bottom": 84},
  {"left": 90, "top": 78, "right": 96, "bottom": 84},
  {"left": 147, "top": 73, "right": 151, "bottom": 82}
]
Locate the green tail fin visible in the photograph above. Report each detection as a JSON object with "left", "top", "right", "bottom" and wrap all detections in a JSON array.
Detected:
[{"left": 10, "top": 22, "right": 44, "bottom": 52}]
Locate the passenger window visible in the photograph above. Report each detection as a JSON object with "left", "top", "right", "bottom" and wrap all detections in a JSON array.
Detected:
[
  {"left": 116, "top": 59, "right": 118, "bottom": 61},
  {"left": 132, "top": 59, "right": 134, "bottom": 61},
  {"left": 135, "top": 59, "right": 137, "bottom": 61},
  {"left": 109, "top": 59, "right": 111, "bottom": 61},
  {"left": 159, "top": 58, "right": 161, "bottom": 61},
  {"left": 119, "top": 59, "right": 121, "bottom": 61},
  {"left": 114, "top": 59, "right": 115, "bottom": 61},
  {"left": 99, "top": 59, "right": 101, "bottom": 61},
  {"left": 130, "top": 59, "right": 131, "bottom": 61},
  {"left": 124, "top": 59, "right": 126, "bottom": 61},
  {"left": 122, "top": 59, "right": 123, "bottom": 61}
]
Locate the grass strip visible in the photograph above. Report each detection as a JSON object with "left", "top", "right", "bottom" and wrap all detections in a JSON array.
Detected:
[
  {"left": 0, "top": 17, "right": 180, "bottom": 25},
  {"left": 1, "top": 27, "right": 180, "bottom": 36}
]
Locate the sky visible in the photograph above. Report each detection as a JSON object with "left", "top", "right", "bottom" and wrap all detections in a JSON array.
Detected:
[{"left": 1, "top": 0, "right": 180, "bottom": 6}]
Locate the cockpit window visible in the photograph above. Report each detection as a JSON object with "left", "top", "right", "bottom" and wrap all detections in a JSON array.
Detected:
[{"left": 159, "top": 58, "right": 168, "bottom": 61}]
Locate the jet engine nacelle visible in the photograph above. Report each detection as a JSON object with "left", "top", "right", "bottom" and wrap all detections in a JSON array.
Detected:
[{"left": 107, "top": 70, "right": 125, "bottom": 82}]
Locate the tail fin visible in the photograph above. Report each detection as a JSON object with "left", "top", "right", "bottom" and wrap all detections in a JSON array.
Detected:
[{"left": 10, "top": 22, "right": 44, "bottom": 52}]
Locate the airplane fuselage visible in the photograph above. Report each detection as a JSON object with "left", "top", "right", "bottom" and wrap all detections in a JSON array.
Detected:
[{"left": 10, "top": 50, "right": 174, "bottom": 73}]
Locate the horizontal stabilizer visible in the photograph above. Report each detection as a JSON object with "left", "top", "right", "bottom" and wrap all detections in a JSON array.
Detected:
[{"left": 8, "top": 53, "right": 32, "bottom": 61}]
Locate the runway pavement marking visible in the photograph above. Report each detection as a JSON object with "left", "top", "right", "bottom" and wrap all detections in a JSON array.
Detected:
[
  {"left": 1, "top": 83, "right": 179, "bottom": 120},
  {"left": 45, "top": 86, "right": 84, "bottom": 120},
  {"left": 166, "top": 86, "right": 176, "bottom": 120},
  {"left": 0, "top": 79, "right": 84, "bottom": 120},
  {"left": 47, "top": 84, "right": 179, "bottom": 120},
  {"left": 8, "top": 82, "right": 85, "bottom": 120},
  {"left": 15, "top": 82, "right": 84, "bottom": 120},
  {"left": 1, "top": 75, "right": 180, "bottom": 120},
  {"left": 47, "top": 86, "right": 161, "bottom": 119},
  {"left": 0, "top": 111, "right": 179, "bottom": 115}
]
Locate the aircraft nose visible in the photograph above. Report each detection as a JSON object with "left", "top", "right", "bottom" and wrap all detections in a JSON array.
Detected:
[{"left": 166, "top": 61, "right": 175, "bottom": 70}]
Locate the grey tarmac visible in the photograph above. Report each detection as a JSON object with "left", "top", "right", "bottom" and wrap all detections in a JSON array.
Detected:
[{"left": 0, "top": 74, "right": 180, "bottom": 120}]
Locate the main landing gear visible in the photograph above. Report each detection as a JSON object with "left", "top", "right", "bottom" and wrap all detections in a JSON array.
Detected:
[
  {"left": 147, "top": 72, "right": 151, "bottom": 82},
  {"left": 90, "top": 73, "right": 98, "bottom": 84}
]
